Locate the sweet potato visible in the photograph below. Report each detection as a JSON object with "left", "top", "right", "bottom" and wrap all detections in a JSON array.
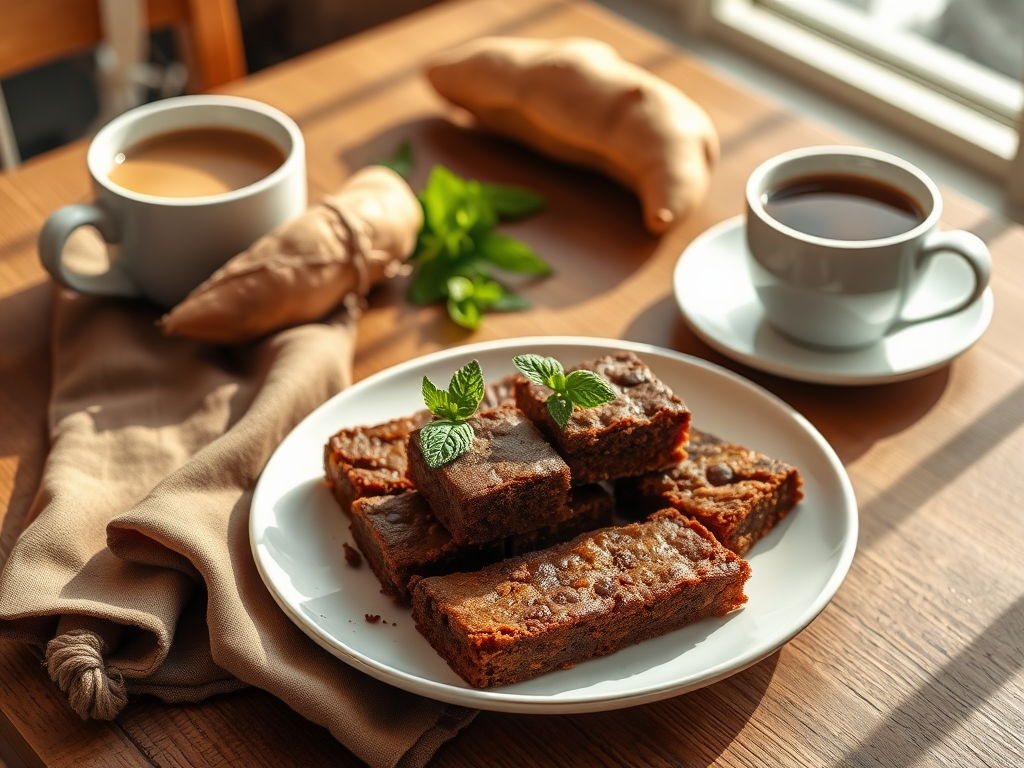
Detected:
[
  {"left": 160, "top": 166, "right": 421, "bottom": 343},
  {"left": 425, "top": 37, "right": 718, "bottom": 234}
]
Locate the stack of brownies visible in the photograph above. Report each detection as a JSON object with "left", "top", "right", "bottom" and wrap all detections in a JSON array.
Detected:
[{"left": 323, "top": 352, "right": 803, "bottom": 688}]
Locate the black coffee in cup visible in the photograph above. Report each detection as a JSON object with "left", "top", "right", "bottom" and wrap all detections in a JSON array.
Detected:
[{"left": 763, "top": 174, "right": 924, "bottom": 241}]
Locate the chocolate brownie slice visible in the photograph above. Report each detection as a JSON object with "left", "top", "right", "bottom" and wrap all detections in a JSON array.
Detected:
[
  {"left": 514, "top": 352, "right": 690, "bottom": 484},
  {"left": 616, "top": 428, "right": 803, "bottom": 555},
  {"left": 410, "top": 509, "right": 750, "bottom": 688},
  {"left": 351, "top": 486, "right": 615, "bottom": 603},
  {"left": 407, "top": 405, "right": 572, "bottom": 545},
  {"left": 505, "top": 484, "right": 614, "bottom": 556},
  {"left": 323, "top": 411, "right": 432, "bottom": 515},
  {"left": 350, "top": 491, "right": 503, "bottom": 603},
  {"left": 481, "top": 373, "right": 518, "bottom": 410}
]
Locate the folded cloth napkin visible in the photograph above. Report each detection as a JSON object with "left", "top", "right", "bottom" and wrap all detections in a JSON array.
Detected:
[{"left": 0, "top": 231, "right": 475, "bottom": 768}]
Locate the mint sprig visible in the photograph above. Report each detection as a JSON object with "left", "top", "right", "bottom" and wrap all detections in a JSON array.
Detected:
[
  {"left": 513, "top": 355, "right": 617, "bottom": 429},
  {"left": 419, "top": 359, "right": 485, "bottom": 467},
  {"left": 381, "top": 143, "right": 550, "bottom": 330}
]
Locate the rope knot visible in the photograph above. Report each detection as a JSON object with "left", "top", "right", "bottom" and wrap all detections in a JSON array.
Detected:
[{"left": 45, "top": 629, "right": 128, "bottom": 720}]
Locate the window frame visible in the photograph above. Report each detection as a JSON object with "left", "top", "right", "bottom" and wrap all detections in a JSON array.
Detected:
[{"left": 680, "top": 0, "right": 1022, "bottom": 188}]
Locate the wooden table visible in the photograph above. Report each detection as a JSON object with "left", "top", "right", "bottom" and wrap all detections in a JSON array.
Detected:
[{"left": 2, "top": 0, "right": 1023, "bottom": 765}]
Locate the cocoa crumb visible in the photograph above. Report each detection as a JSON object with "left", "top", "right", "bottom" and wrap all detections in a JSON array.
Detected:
[
  {"left": 343, "top": 542, "right": 362, "bottom": 568},
  {"left": 364, "top": 614, "right": 381, "bottom": 623}
]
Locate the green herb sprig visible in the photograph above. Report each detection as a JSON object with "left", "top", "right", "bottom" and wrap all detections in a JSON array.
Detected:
[
  {"left": 376, "top": 142, "right": 551, "bottom": 331},
  {"left": 420, "top": 359, "right": 486, "bottom": 468},
  {"left": 513, "top": 355, "right": 617, "bottom": 429}
]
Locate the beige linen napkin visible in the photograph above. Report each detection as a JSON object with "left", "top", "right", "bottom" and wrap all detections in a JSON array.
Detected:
[{"left": 0, "top": 236, "right": 475, "bottom": 768}]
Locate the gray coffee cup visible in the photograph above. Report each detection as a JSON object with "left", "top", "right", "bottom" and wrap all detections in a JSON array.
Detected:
[{"left": 745, "top": 146, "right": 991, "bottom": 350}]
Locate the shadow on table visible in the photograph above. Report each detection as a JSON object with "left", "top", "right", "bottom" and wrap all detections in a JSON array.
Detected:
[
  {"left": 834, "top": 593, "right": 1024, "bottom": 768},
  {"left": 442, "top": 651, "right": 781, "bottom": 767},
  {"left": 341, "top": 117, "right": 661, "bottom": 309}
]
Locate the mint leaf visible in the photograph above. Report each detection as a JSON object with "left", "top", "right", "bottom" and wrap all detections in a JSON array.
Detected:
[
  {"left": 407, "top": 165, "right": 549, "bottom": 329},
  {"left": 422, "top": 376, "right": 445, "bottom": 413},
  {"left": 375, "top": 140, "right": 413, "bottom": 179},
  {"left": 514, "top": 354, "right": 617, "bottom": 429},
  {"left": 564, "top": 370, "right": 617, "bottom": 408},
  {"left": 478, "top": 232, "right": 552, "bottom": 275},
  {"left": 471, "top": 278, "right": 504, "bottom": 305},
  {"left": 464, "top": 180, "right": 498, "bottom": 232},
  {"left": 448, "top": 297, "right": 482, "bottom": 330},
  {"left": 489, "top": 288, "right": 531, "bottom": 312},
  {"left": 408, "top": 257, "right": 447, "bottom": 305},
  {"left": 481, "top": 183, "right": 546, "bottom": 219},
  {"left": 513, "top": 355, "right": 564, "bottom": 388},
  {"left": 446, "top": 276, "right": 475, "bottom": 302},
  {"left": 546, "top": 394, "right": 574, "bottom": 429},
  {"left": 420, "top": 420, "right": 474, "bottom": 468},
  {"left": 422, "top": 361, "right": 484, "bottom": 418},
  {"left": 448, "top": 360, "right": 484, "bottom": 417},
  {"left": 421, "top": 166, "right": 466, "bottom": 237},
  {"left": 421, "top": 377, "right": 461, "bottom": 420}
]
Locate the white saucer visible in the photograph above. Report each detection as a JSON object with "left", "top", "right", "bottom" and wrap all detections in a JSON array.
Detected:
[{"left": 673, "top": 216, "right": 994, "bottom": 386}]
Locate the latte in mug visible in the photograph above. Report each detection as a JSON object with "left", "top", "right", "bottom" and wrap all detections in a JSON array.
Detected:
[
  {"left": 108, "top": 127, "right": 286, "bottom": 198},
  {"left": 38, "top": 95, "right": 306, "bottom": 308}
]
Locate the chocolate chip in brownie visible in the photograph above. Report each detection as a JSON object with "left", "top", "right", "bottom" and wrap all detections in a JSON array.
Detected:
[{"left": 706, "top": 463, "right": 735, "bottom": 486}]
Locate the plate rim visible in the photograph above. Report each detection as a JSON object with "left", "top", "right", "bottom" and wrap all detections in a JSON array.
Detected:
[
  {"left": 673, "top": 215, "right": 994, "bottom": 386},
  {"left": 250, "top": 336, "right": 859, "bottom": 713}
]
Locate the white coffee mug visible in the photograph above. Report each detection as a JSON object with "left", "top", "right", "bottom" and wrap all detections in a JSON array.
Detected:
[
  {"left": 745, "top": 146, "right": 991, "bottom": 349},
  {"left": 39, "top": 95, "right": 306, "bottom": 308}
]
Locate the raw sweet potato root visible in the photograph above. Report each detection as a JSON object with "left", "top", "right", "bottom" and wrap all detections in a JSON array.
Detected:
[
  {"left": 425, "top": 36, "right": 719, "bottom": 234},
  {"left": 160, "top": 166, "right": 421, "bottom": 343}
]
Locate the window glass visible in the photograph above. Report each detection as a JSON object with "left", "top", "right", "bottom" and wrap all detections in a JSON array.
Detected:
[{"left": 756, "top": 0, "right": 1024, "bottom": 125}]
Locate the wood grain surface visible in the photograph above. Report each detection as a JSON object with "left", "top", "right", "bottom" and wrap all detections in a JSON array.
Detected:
[{"left": 1, "top": 1, "right": 1022, "bottom": 766}]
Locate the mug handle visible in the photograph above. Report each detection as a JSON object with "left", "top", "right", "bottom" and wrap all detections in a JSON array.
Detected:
[
  {"left": 898, "top": 229, "right": 992, "bottom": 325},
  {"left": 38, "top": 203, "right": 140, "bottom": 297}
]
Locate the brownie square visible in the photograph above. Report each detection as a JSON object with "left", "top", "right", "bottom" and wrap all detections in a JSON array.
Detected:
[
  {"left": 350, "top": 491, "right": 503, "bottom": 603},
  {"left": 481, "top": 373, "right": 519, "bottom": 410},
  {"left": 410, "top": 509, "right": 750, "bottom": 688},
  {"left": 350, "top": 486, "right": 615, "bottom": 603},
  {"left": 406, "top": 405, "right": 572, "bottom": 545},
  {"left": 514, "top": 351, "right": 691, "bottom": 484},
  {"left": 323, "top": 411, "right": 431, "bottom": 514},
  {"left": 506, "top": 484, "right": 615, "bottom": 556},
  {"left": 616, "top": 428, "right": 803, "bottom": 555}
]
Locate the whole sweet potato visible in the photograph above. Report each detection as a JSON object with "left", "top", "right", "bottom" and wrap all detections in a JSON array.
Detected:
[
  {"left": 426, "top": 37, "right": 719, "bottom": 234},
  {"left": 160, "top": 166, "right": 421, "bottom": 344}
]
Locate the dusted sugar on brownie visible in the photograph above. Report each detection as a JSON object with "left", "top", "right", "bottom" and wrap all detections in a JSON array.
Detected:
[
  {"left": 350, "top": 486, "right": 614, "bottom": 603},
  {"left": 514, "top": 352, "right": 690, "bottom": 484},
  {"left": 323, "top": 411, "right": 432, "bottom": 514},
  {"left": 410, "top": 509, "right": 750, "bottom": 688},
  {"left": 616, "top": 428, "right": 803, "bottom": 555},
  {"left": 407, "top": 405, "right": 572, "bottom": 545}
]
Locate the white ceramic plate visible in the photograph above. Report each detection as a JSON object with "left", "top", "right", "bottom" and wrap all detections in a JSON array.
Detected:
[
  {"left": 250, "top": 337, "right": 857, "bottom": 713},
  {"left": 674, "top": 216, "right": 994, "bottom": 385}
]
